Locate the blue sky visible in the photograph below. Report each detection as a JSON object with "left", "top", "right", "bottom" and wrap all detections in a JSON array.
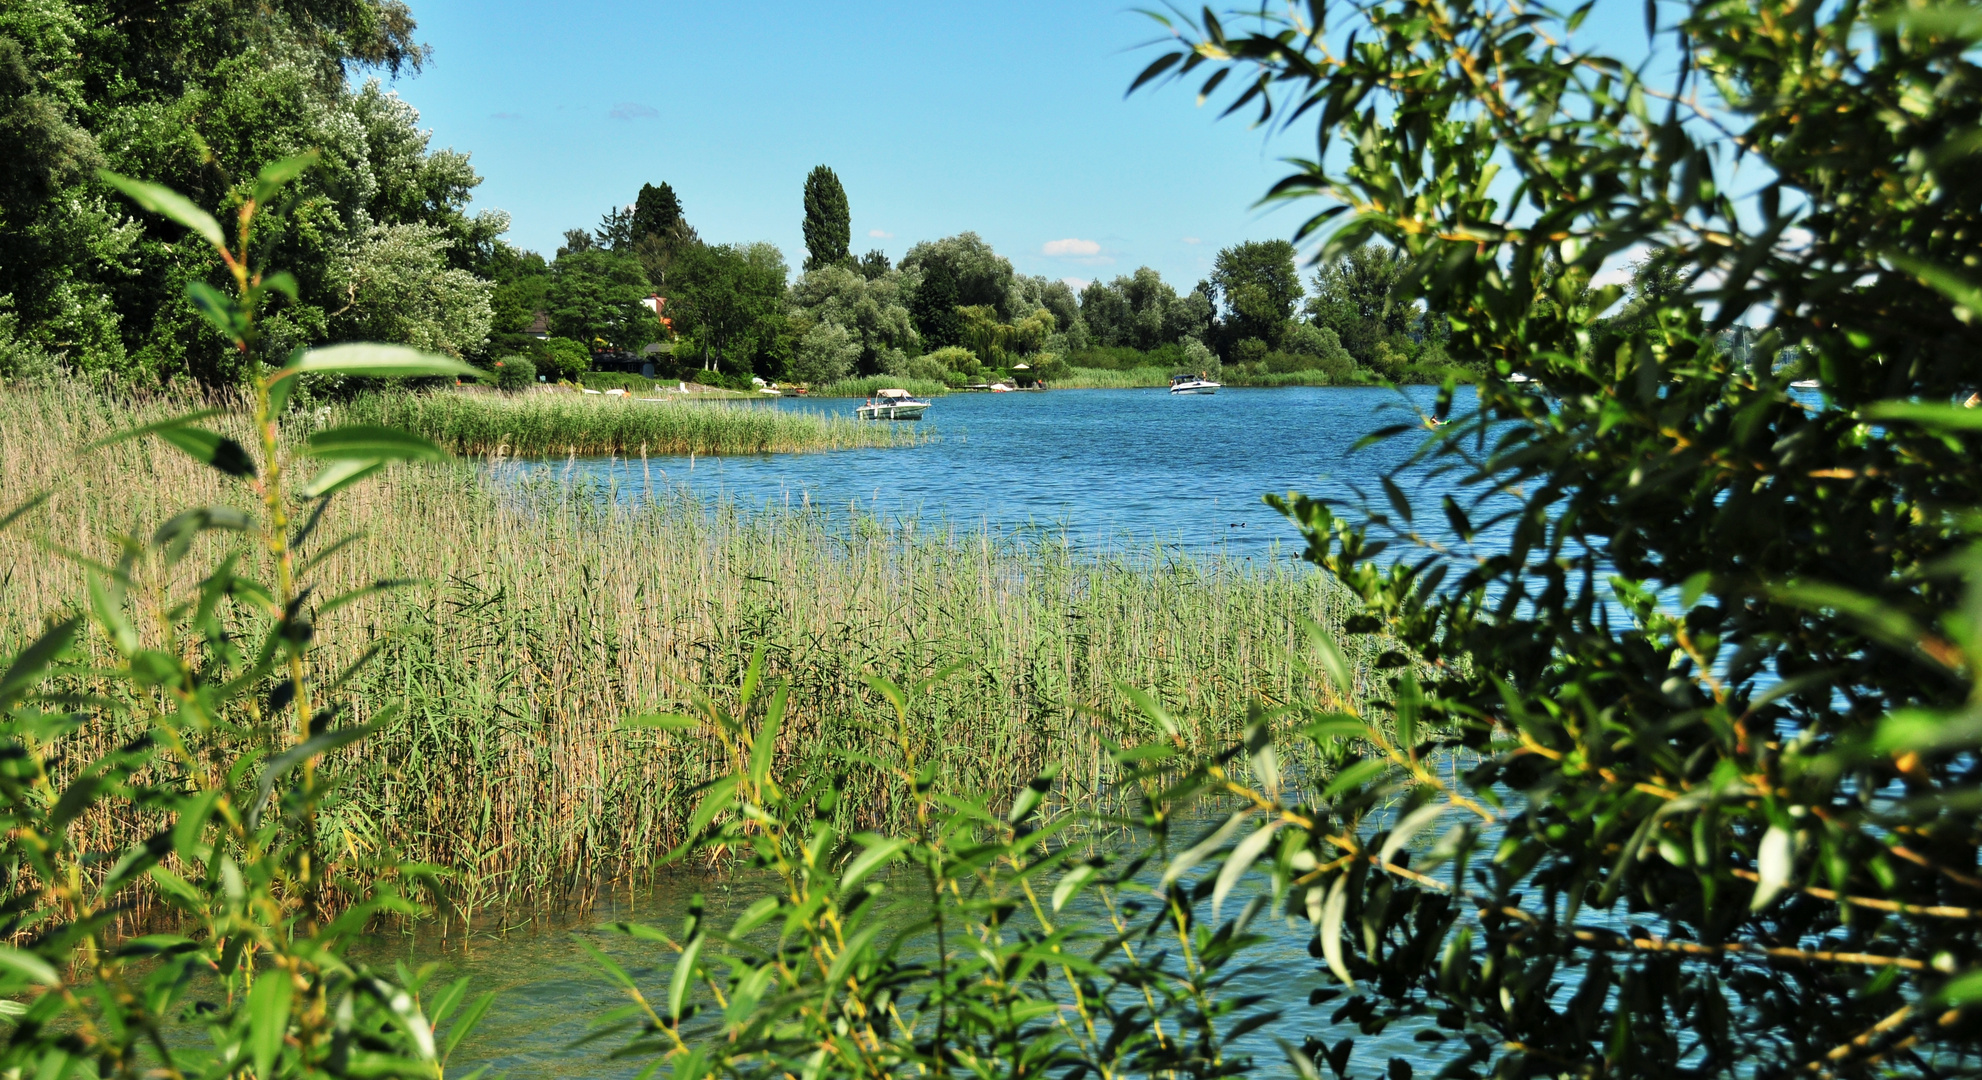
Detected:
[{"left": 386, "top": 1, "right": 1652, "bottom": 290}]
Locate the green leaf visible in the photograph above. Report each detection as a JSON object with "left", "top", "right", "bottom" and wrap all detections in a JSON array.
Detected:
[
  {"left": 1163, "top": 811, "right": 1249, "bottom": 887},
  {"left": 249, "top": 971, "right": 293, "bottom": 1080},
  {"left": 1938, "top": 968, "right": 1982, "bottom": 1005},
  {"left": 0, "top": 491, "right": 48, "bottom": 533},
  {"left": 685, "top": 775, "right": 741, "bottom": 839},
  {"left": 283, "top": 343, "right": 479, "bottom": 381},
  {"left": 305, "top": 424, "right": 446, "bottom": 462},
  {"left": 252, "top": 152, "right": 319, "bottom": 206},
  {"left": 823, "top": 923, "right": 881, "bottom": 996},
  {"left": 0, "top": 616, "right": 79, "bottom": 705},
  {"left": 1322, "top": 758, "right": 1389, "bottom": 800},
  {"left": 97, "top": 170, "right": 226, "bottom": 250},
  {"left": 1751, "top": 824, "right": 1793, "bottom": 911},
  {"left": 1303, "top": 620, "right": 1355, "bottom": 698},
  {"left": 1379, "top": 803, "right": 1450, "bottom": 865},
  {"left": 668, "top": 934, "right": 703, "bottom": 1021},
  {"left": 839, "top": 837, "right": 909, "bottom": 893},
  {"left": 1052, "top": 865, "right": 1098, "bottom": 912},
  {"left": 185, "top": 281, "right": 246, "bottom": 340},
  {"left": 729, "top": 896, "right": 780, "bottom": 937},
  {"left": 258, "top": 271, "right": 300, "bottom": 302},
  {"left": 444, "top": 992, "right": 497, "bottom": 1062},
  {"left": 1118, "top": 683, "right": 1179, "bottom": 737},
  {"left": 155, "top": 426, "right": 256, "bottom": 479},
  {"left": 0, "top": 946, "right": 61, "bottom": 987},
  {"left": 1320, "top": 873, "right": 1353, "bottom": 986},
  {"left": 81, "top": 407, "right": 229, "bottom": 451},
  {"left": 301, "top": 458, "right": 385, "bottom": 499},
  {"left": 1213, "top": 820, "right": 1282, "bottom": 919},
  {"left": 748, "top": 683, "right": 785, "bottom": 790}
]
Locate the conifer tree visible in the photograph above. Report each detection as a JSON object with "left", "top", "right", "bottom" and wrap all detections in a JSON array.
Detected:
[{"left": 801, "top": 165, "right": 851, "bottom": 272}]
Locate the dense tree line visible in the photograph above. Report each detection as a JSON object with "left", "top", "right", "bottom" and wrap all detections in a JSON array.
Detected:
[{"left": 0, "top": 0, "right": 1465, "bottom": 391}]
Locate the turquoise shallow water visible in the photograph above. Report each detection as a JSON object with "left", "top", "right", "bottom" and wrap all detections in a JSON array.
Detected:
[
  {"left": 525, "top": 384, "right": 1472, "bottom": 555},
  {"left": 423, "top": 386, "right": 1485, "bottom": 1076}
]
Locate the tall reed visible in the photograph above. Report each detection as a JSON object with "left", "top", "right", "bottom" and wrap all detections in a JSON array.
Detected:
[
  {"left": 338, "top": 389, "right": 925, "bottom": 457},
  {"left": 0, "top": 383, "right": 1383, "bottom": 913}
]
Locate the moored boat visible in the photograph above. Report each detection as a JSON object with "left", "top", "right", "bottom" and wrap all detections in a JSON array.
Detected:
[
  {"left": 1169, "top": 372, "right": 1220, "bottom": 394},
  {"left": 855, "top": 388, "right": 931, "bottom": 420}
]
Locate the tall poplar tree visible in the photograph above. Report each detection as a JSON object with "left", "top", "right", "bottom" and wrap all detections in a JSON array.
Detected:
[{"left": 801, "top": 165, "right": 851, "bottom": 272}]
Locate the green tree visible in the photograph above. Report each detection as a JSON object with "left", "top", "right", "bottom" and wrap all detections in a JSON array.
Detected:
[
  {"left": 1133, "top": 0, "right": 1982, "bottom": 1075},
  {"left": 857, "top": 248, "right": 891, "bottom": 279},
  {"left": 788, "top": 262, "right": 917, "bottom": 376},
  {"left": 801, "top": 164, "right": 851, "bottom": 272},
  {"left": 901, "top": 232, "right": 1016, "bottom": 316},
  {"left": 909, "top": 259, "right": 962, "bottom": 349},
  {"left": 0, "top": 0, "right": 500, "bottom": 384},
  {"left": 668, "top": 241, "right": 788, "bottom": 374},
  {"left": 545, "top": 248, "right": 653, "bottom": 351},
  {"left": 327, "top": 222, "right": 493, "bottom": 358},
  {"left": 1304, "top": 243, "right": 1414, "bottom": 367},
  {"left": 486, "top": 246, "right": 549, "bottom": 333},
  {"left": 595, "top": 205, "right": 633, "bottom": 250},
  {"left": 631, "top": 180, "right": 698, "bottom": 287},
  {"left": 1207, "top": 239, "right": 1302, "bottom": 349}
]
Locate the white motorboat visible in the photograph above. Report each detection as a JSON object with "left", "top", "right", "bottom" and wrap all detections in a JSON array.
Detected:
[
  {"left": 1789, "top": 379, "right": 1820, "bottom": 389},
  {"left": 1170, "top": 373, "right": 1220, "bottom": 394},
  {"left": 855, "top": 388, "right": 931, "bottom": 420}
]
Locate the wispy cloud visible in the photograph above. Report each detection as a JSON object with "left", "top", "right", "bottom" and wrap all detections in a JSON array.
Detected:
[
  {"left": 868, "top": 228, "right": 894, "bottom": 239},
  {"left": 1042, "top": 238, "right": 1113, "bottom": 267},
  {"left": 491, "top": 111, "right": 522, "bottom": 121},
  {"left": 609, "top": 102, "right": 659, "bottom": 121},
  {"left": 1182, "top": 236, "right": 1201, "bottom": 245},
  {"left": 1043, "top": 238, "right": 1101, "bottom": 257}
]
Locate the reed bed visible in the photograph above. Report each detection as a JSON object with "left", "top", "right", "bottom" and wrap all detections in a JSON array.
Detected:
[
  {"left": 1057, "top": 366, "right": 1174, "bottom": 389},
  {"left": 340, "top": 389, "right": 925, "bottom": 457},
  {"left": 812, "top": 375, "right": 951, "bottom": 398},
  {"left": 0, "top": 383, "right": 1384, "bottom": 913}
]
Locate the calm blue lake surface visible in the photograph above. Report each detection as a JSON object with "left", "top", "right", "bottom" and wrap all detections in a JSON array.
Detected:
[{"left": 525, "top": 385, "right": 1467, "bottom": 555}]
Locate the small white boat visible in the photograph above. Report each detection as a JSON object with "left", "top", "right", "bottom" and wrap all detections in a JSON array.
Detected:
[
  {"left": 1789, "top": 379, "right": 1820, "bottom": 389},
  {"left": 855, "top": 388, "right": 931, "bottom": 420},
  {"left": 1170, "top": 373, "right": 1220, "bottom": 394}
]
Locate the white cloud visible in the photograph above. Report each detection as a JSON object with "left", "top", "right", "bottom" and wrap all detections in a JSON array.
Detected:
[
  {"left": 1182, "top": 236, "right": 1201, "bottom": 245},
  {"left": 609, "top": 102, "right": 659, "bottom": 121},
  {"left": 868, "top": 229, "right": 894, "bottom": 239},
  {"left": 1061, "top": 277, "right": 1091, "bottom": 291},
  {"left": 1043, "top": 238, "right": 1102, "bottom": 257}
]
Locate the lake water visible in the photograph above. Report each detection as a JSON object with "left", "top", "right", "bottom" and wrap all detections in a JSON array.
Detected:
[
  {"left": 425, "top": 386, "right": 1482, "bottom": 1077},
  {"left": 524, "top": 385, "right": 1468, "bottom": 556}
]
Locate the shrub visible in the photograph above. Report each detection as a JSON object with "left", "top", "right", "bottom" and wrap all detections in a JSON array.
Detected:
[
  {"left": 491, "top": 353, "right": 536, "bottom": 390},
  {"left": 1228, "top": 336, "right": 1268, "bottom": 364},
  {"left": 924, "top": 344, "right": 980, "bottom": 379},
  {"left": 539, "top": 336, "right": 591, "bottom": 381},
  {"left": 1137, "top": 0, "right": 1982, "bottom": 1075}
]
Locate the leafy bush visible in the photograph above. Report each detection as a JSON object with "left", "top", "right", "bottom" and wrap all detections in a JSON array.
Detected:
[
  {"left": 0, "top": 160, "right": 493, "bottom": 1080},
  {"left": 1129, "top": 0, "right": 1982, "bottom": 1075},
  {"left": 540, "top": 336, "right": 591, "bottom": 381},
  {"left": 491, "top": 353, "right": 536, "bottom": 390}
]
